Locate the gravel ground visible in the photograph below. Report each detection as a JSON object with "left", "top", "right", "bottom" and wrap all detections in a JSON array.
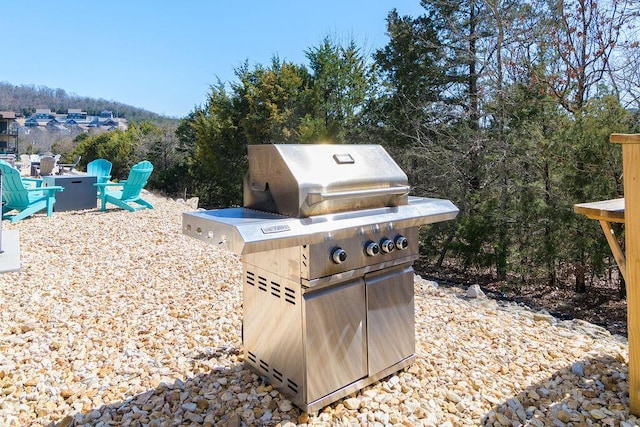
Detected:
[{"left": 0, "top": 191, "right": 638, "bottom": 426}]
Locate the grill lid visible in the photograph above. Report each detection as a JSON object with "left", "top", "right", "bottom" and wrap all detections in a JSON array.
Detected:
[{"left": 244, "top": 144, "right": 410, "bottom": 218}]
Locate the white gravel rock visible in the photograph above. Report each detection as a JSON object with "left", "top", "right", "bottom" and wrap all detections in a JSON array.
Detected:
[
  {"left": 0, "top": 191, "right": 638, "bottom": 426},
  {"left": 466, "top": 283, "right": 486, "bottom": 298}
]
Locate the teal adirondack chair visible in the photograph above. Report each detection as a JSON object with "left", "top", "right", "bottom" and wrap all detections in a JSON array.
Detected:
[
  {"left": 0, "top": 160, "right": 64, "bottom": 223},
  {"left": 95, "top": 160, "right": 154, "bottom": 212},
  {"left": 86, "top": 159, "right": 112, "bottom": 196}
]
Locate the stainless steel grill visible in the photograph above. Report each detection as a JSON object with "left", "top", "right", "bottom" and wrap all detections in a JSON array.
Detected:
[{"left": 182, "top": 144, "right": 458, "bottom": 412}]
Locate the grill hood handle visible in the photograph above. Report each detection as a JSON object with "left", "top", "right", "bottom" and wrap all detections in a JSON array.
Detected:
[{"left": 306, "top": 185, "right": 411, "bottom": 206}]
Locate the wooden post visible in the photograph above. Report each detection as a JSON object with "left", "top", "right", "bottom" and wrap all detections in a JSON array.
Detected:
[{"left": 611, "top": 133, "right": 640, "bottom": 414}]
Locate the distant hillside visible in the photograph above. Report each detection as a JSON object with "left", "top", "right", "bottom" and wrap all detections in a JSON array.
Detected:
[{"left": 0, "top": 82, "right": 170, "bottom": 122}]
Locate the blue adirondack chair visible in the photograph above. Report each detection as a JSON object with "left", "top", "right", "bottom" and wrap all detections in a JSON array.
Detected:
[
  {"left": 86, "top": 159, "right": 112, "bottom": 196},
  {"left": 0, "top": 160, "right": 64, "bottom": 223},
  {"left": 95, "top": 160, "right": 154, "bottom": 212}
]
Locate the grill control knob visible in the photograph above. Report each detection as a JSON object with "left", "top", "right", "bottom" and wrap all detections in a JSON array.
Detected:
[
  {"left": 380, "top": 238, "right": 395, "bottom": 253},
  {"left": 395, "top": 235, "right": 409, "bottom": 251},
  {"left": 365, "top": 241, "right": 380, "bottom": 256},
  {"left": 331, "top": 247, "right": 347, "bottom": 264}
]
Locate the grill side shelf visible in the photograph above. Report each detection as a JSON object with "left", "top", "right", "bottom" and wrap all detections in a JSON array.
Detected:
[{"left": 182, "top": 197, "right": 459, "bottom": 255}]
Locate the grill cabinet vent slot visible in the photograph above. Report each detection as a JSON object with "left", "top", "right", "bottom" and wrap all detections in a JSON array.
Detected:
[
  {"left": 245, "top": 269, "right": 296, "bottom": 304},
  {"left": 284, "top": 287, "right": 296, "bottom": 305},
  {"left": 270, "top": 281, "right": 281, "bottom": 298},
  {"left": 246, "top": 271, "right": 255, "bottom": 287},
  {"left": 258, "top": 275, "right": 267, "bottom": 292},
  {"left": 248, "top": 352, "right": 295, "bottom": 392}
]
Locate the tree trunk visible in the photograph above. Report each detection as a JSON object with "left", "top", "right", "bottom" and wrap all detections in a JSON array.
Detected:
[
  {"left": 437, "top": 231, "right": 456, "bottom": 268},
  {"left": 574, "top": 262, "right": 587, "bottom": 293}
]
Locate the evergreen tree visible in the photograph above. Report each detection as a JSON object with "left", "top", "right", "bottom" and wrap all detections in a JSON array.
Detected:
[{"left": 302, "top": 37, "right": 376, "bottom": 143}]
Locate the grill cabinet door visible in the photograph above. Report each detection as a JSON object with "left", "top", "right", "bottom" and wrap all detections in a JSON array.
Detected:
[
  {"left": 365, "top": 265, "right": 415, "bottom": 375},
  {"left": 303, "top": 278, "right": 367, "bottom": 403}
]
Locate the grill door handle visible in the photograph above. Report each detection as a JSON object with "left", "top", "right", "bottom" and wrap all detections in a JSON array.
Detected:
[{"left": 306, "top": 186, "right": 411, "bottom": 206}]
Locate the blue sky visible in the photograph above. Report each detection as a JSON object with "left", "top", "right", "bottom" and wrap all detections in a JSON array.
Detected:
[{"left": 4, "top": 1, "right": 425, "bottom": 118}]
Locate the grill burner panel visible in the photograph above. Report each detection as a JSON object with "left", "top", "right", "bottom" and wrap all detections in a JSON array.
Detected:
[{"left": 240, "top": 226, "right": 420, "bottom": 289}]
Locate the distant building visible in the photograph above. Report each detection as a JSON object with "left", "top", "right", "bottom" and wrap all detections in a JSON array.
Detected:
[
  {"left": 67, "top": 108, "right": 87, "bottom": 120},
  {"left": 34, "top": 108, "right": 54, "bottom": 119},
  {"left": 0, "top": 111, "right": 19, "bottom": 154},
  {"left": 23, "top": 108, "right": 128, "bottom": 131}
]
